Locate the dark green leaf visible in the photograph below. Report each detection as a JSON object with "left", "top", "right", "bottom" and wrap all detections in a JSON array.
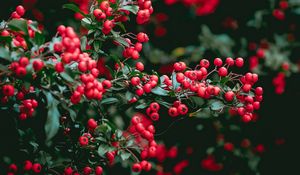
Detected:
[
  {"left": 63, "top": 4, "right": 87, "bottom": 17},
  {"left": 0, "top": 47, "right": 10, "bottom": 61},
  {"left": 44, "top": 92, "right": 61, "bottom": 146},
  {"left": 8, "top": 19, "right": 28, "bottom": 35},
  {"left": 0, "top": 36, "right": 12, "bottom": 43},
  {"left": 100, "top": 97, "right": 119, "bottom": 105},
  {"left": 33, "top": 32, "right": 45, "bottom": 46},
  {"left": 114, "top": 37, "right": 129, "bottom": 47},
  {"left": 151, "top": 87, "right": 169, "bottom": 96}
]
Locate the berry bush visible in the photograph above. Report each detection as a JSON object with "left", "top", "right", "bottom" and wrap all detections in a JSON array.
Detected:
[{"left": 0, "top": 0, "right": 299, "bottom": 175}]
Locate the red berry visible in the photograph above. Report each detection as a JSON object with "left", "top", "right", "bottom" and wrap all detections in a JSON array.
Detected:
[
  {"left": 95, "top": 166, "right": 103, "bottom": 175},
  {"left": 16, "top": 5, "right": 25, "bottom": 16},
  {"left": 213, "top": 58, "right": 223, "bottom": 67},
  {"left": 178, "top": 104, "right": 188, "bottom": 115},
  {"left": 235, "top": 57, "right": 244, "bottom": 67},
  {"left": 55, "top": 62, "right": 64, "bottom": 73},
  {"left": 218, "top": 67, "right": 228, "bottom": 77},
  {"left": 176, "top": 73, "right": 185, "bottom": 83},
  {"left": 100, "top": 1, "right": 110, "bottom": 11},
  {"left": 102, "top": 80, "right": 112, "bottom": 89},
  {"left": 19, "top": 57, "right": 29, "bottom": 67},
  {"left": 242, "top": 84, "right": 252, "bottom": 92},
  {"left": 83, "top": 166, "right": 92, "bottom": 175},
  {"left": 225, "top": 91, "right": 235, "bottom": 102},
  {"left": 23, "top": 160, "right": 32, "bottom": 171},
  {"left": 224, "top": 142, "right": 234, "bottom": 151},
  {"left": 168, "top": 107, "right": 178, "bottom": 117},
  {"left": 64, "top": 167, "right": 73, "bottom": 175},
  {"left": 225, "top": 57, "right": 234, "bottom": 66},
  {"left": 200, "top": 59, "right": 210, "bottom": 68},
  {"left": 150, "top": 102, "right": 160, "bottom": 111},
  {"left": 137, "top": 32, "right": 149, "bottom": 43},
  {"left": 8, "top": 164, "right": 18, "bottom": 173},
  {"left": 148, "top": 146, "right": 157, "bottom": 157},
  {"left": 255, "top": 87, "right": 263, "bottom": 95},
  {"left": 33, "top": 60, "right": 44, "bottom": 72},
  {"left": 132, "top": 163, "right": 142, "bottom": 172},
  {"left": 79, "top": 136, "right": 89, "bottom": 146},
  {"left": 150, "top": 112, "right": 160, "bottom": 121},
  {"left": 136, "top": 62, "right": 144, "bottom": 71},
  {"left": 32, "top": 163, "right": 42, "bottom": 173},
  {"left": 2, "top": 84, "right": 15, "bottom": 96},
  {"left": 87, "top": 118, "right": 98, "bottom": 130},
  {"left": 143, "top": 83, "right": 152, "bottom": 93},
  {"left": 136, "top": 88, "right": 144, "bottom": 96}
]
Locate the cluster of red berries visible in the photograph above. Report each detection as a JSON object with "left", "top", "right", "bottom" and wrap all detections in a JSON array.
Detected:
[
  {"left": 273, "top": 0, "right": 289, "bottom": 20},
  {"left": 64, "top": 165, "right": 103, "bottom": 175},
  {"left": 54, "top": 25, "right": 112, "bottom": 103},
  {"left": 136, "top": 0, "right": 153, "bottom": 24},
  {"left": 168, "top": 101, "right": 188, "bottom": 117},
  {"left": 127, "top": 114, "right": 157, "bottom": 172},
  {"left": 146, "top": 102, "right": 161, "bottom": 121},
  {"left": 121, "top": 32, "right": 149, "bottom": 60},
  {"left": 10, "top": 5, "right": 26, "bottom": 19},
  {"left": 131, "top": 74, "right": 159, "bottom": 96},
  {"left": 7, "top": 161, "right": 42, "bottom": 175},
  {"left": 19, "top": 99, "right": 38, "bottom": 120},
  {"left": 272, "top": 72, "right": 286, "bottom": 94},
  {"left": 172, "top": 57, "right": 263, "bottom": 122}
]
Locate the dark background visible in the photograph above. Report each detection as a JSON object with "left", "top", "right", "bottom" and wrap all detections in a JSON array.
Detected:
[{"left": 1, "top": 0, "right": 300, "bottom": 174}]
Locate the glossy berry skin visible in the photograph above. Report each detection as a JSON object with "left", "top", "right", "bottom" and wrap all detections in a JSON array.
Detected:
[
  {"left": 132, "top": 163, "right": 142, "bottom": 172},
  {"left": 95, "top": 166, "right": 103, "bottom": 175},
  {"left": 200, "top": 59, "right": 210, "bottom": 68},
  {"left": 87, "top": 118, "right": 98, "bottom": 130},
  {"left": 168, "top": 107, "right": 178, "bottom": 117},
  {"left": 2, "top": 84, "right": 14, "bottom": 96},
  {"left": 178, "top": 104, "right": 188, "bottom": 115},
  {"left": 218, "top": 67, "right": 228, "bottom": 77},
  {"left": 23, "top": 160, "right": 33, "bottom": 171},
  {"left": 16, "top": 5, "right": 25, "bottom": 16},
  {"left": 32, "top": 163, "right": 42, "bottom": 173},
  {"left": 225, "top": 91, "right": 235, "bottom": 102},
  {"left": 235, "top": 57, "right": 244, "bottom": 67},
  {"left": 136, "top": 62, "right": 144, "bottom": 71},
  {"left": 79, "top": 136, "right": 89, "bottom": 146},
  {"left": 213, "top": 58, "right": 223, "bottom": 67}
]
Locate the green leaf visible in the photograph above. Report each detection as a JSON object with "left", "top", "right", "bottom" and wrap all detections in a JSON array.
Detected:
[
  {"left": 114, "top": 37, "right": 129, "bottom": 47},
  {"left": 0, "top": 36, "right": 12, "bottom": 43},
  {"left": 0, "top": 47, "right": 10, "bottom": 61},
  {"left": 120, "top": 5, "right": 139, "bottom": 14},
  {"left": 33, "top": 32, "right": 45, "bottom": 46},
  {"left": 8, "top": 19, "right": 28, "bottom": 35},
  {"left": 44, "top": 92, "right": 61, "bottom": 146},
  {"left": 100, "top": 97, "right": 119, "bottom": 105},
  {"left": 60, "top": 72, "right": 74, "bottom": 82},
  {"left": 98, "top": 145, "right": 115, "bottom": 157},
  {"left": 209, "top": 100, "right": 225, "bottom": 111},
  {"left": 80, "top": 36, "right": 87, "bottom": 51},
  {"left": 120, "top": 151, "right": 131, "bottom": 161},
  {"left": 151, "top": 87, "right": 169, "bottom": 96},
  {"left": 135, "top": 103, "right": 147, "bottom": 109},
  {"left": 171, "top": 72, "right": 180, "bottom": 90},
  {"left": 63, "top": 4, "right": 87, "bottom": 17}
]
